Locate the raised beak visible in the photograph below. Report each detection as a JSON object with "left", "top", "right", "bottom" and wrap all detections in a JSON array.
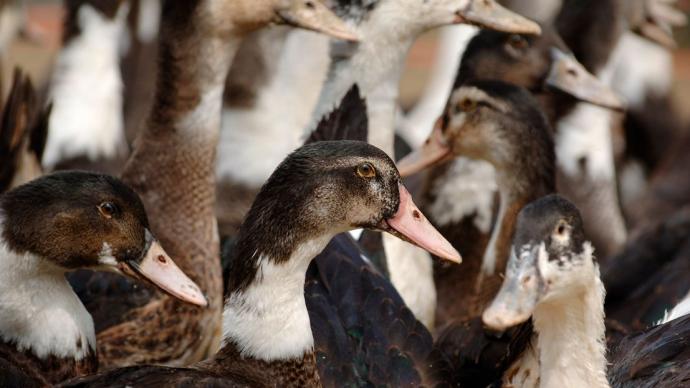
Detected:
[
  {"left": 397, "top": 118, "right": 452, "bottom": 177},
  {"left": 546, "top": 48, "right": 626, "bottom": 111},
  {"left": 379, "top": 184, "right": 462, "bottom": 264},
  {"left": 276, "top": 1, "right": 359, "bottom": 42},
  {"left": 482, "top": 245, "right": 544, "bottom": 331},
  {"left": 119, "top": 233, "right": 208, "bottom": 307},
  {"left": 456, "top": 0, "right": 541, "bottom": 35}
]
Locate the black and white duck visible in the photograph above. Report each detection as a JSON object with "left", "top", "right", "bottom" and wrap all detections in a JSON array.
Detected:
[
  {"left": 0, "top": 171, "right": 206, "bottom": 387},
  {"left": 69, "top": 0, "right": 358, "bottom": 368},
  {"left": 483, "top": 194, "right": 690, "bottom": 388},
  {"left": 62, "top": 138, "right": 460, "bottom": 387}
]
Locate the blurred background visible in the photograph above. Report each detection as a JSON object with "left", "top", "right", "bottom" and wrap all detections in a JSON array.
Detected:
[{"left": 2, "top": 0, "right": 690, "bottom": 121}]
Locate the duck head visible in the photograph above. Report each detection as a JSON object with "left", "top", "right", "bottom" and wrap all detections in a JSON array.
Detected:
[
  {"left": 397, "top": 80, "right": 552, "bottom": 177},
  {"left": 381, "top": 0, "right": 541, "bottom": 34},
  {"left": 481, "top": 194, "right": 594, "bottom": 330},
  {"left": 221, "top": 0, "right": 358, "bottom": 41},
  {"left": 0, "top": 171, "right": 207, "bottom": 306},
  {"left": 238, "top": 140, "right": 461, "bottom": 267},
  {"left": 458, "top": 27, "right": 625, "bottom": 110}
]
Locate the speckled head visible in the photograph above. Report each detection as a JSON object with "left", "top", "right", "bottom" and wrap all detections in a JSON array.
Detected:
[
  {"left": 482, "top": 194, "right": 594, "bottom": 330},
  {"left": 0, "top": 171, "right": 207, "bottom": 306},
  {"left": 398, "top": 80, "right": 553, "bottom": 178}
]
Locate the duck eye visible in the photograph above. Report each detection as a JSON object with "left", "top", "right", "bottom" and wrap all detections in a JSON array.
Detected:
[
  {"left": 556, "top": 223, "right": 567, "bottom": 235},
  {"left": 458, "top": 98, "right": 477, "bottom": 112},
  {"left": 507, "top": 34, "right": 528, "bottom": 51},
  {"left": 98, "top": 202, "right": 118, "bottom": 219},
  {"left": 356, "top": 162, "right": 376, "bottom": 178}
]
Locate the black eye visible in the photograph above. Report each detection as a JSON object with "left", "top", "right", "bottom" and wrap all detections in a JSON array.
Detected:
[
  {"left": 98, "top": 202, "right": 118, "bottom": 219},
  {"left": 456, "top": 98, "right": 477, "bottom": 113},
  {"left": 507, "top": 34, "right": 529, "bottom": 51},
  {"left": 556, "top": 223, "right": 567, "bottom": 235},
  {"left": 356, "top": 162, "right": 376, "bottom": 178}
]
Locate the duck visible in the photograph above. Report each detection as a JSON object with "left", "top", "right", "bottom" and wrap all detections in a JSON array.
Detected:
[
  {"left": 42, "top": 0, "right": 131, "bottom": 174},
  {"left": 551, "top": 0, "right": 686, "bottom": 257},
  {"left": 0, "top": 68, "right": 49, "bottom": 194},
  {"left": 310, "top": 0, "right": 540, "bottom": 328},
  {"left": 483, "top": 194, "right": 690, "bottom": 388},
  {"left": 61, "top": 138, "right": 461, "bottom": 387},
  {"left": 297, "top": 86, "right": 452, "bottom": 386},
  {"left": 448, "top": 24, "right": 626, "bottom": 260},
  {"left": 68, "top": 0, "right": 359, "bottom": 369},
  {"left": 397, "top": 80, "right": 557, "bottom": 326},
  {"left": 0, "top": 171, "right": 206, "bottom": 387}
]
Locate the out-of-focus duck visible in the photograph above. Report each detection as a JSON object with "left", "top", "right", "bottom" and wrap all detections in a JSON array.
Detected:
[
  {"left": 483, "top": 194, "right": 690, "bottom": 388},
  {"left": 69, "top": 0, "right": 359, "bottom": 369},
  {"left": 62, "top": 137, "right": 460, "bottom": 387},
  {"left": 398, "top": 80, "right": 556, "bottom": 325},
  {"left": 0, "top": 171, "right": 206, "bottom": 387},
  {"left": 42, "top": 0, "right": 131, "bottom": 174},
  {"left": 0, "top": 69, "right": 49, "bottom": 193}
]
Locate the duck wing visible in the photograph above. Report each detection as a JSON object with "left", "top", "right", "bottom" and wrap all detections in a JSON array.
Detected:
[
  {"left": 603, "top": 206, "right": 690, "bottom": 334},
  {"left": 307, "top": 233, "right": 452, "bottom": 387},
  {"left": 608, "top": 314, "right": 690, "bottom": 388}
]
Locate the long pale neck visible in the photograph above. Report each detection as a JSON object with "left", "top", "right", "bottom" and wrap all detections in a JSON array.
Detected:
[
  {"left": 220, "top": 235, "right": 333, "bottom": 361},
  {"left": 0, "top": 231, "right": 95, "bottom": 362},
  {"left": 533, "top": 265, "right": 609, "bottom": 388},
  {"left": 121, "top": 3, "right": 239, "bottom": 295},
  {"left": 482, "top": 164, "right": 554, "bottom": 276},
  {"left": 309, "top": 18, "right": 419, "bottom": 158}
]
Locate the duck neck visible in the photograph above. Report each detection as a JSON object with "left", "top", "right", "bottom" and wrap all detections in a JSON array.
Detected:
[
  {"left": 481, "top": 160, "right": 555, "bottom": 276},
  {"left": 0, "top": 218, "right": 96, "bottom": 372},
  {"left": 220, "top": 234, "right": 333, "bottom": 362},
  {"left": 310, "top": 8, "right": 424, "bottom": 158},
  {"left": 532, "top": 250, "right": 609, "bottom": 388},
  {"left": 121, "top": 2, "right": 240, "bottom": 302}
]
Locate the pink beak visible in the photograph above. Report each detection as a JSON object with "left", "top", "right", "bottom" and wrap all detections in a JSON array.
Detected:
[
  {"left": 397, "top": 118, "right": 452, "bottom": 178},
  {"left": 120, "top": 238, "right": 208, "bottom": 307},
  {"left": 381, "top": 184, "right": 462, "bottom": 264}
]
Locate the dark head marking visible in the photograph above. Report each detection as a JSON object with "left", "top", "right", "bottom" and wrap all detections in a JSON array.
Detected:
[{"left": 1, "top": 171, "right": 152, "bottom": 269}]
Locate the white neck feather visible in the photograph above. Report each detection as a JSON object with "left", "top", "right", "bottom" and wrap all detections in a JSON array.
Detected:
[
  {"left": 217, "top": 30, "right": 330, "bottom": 186},
  {"left": 532, "top": 244, "right": 609, "bottom": 388},
  {"left": 481, "top": 184, "right": 510, "bottom": 275},
  {"left": 427, "top": 158, "right": 497, "bottom": 233},
  {"left": 0, "top": 221, "right": 95, "bottom": 360},
  {"left": 222, "top": 234, "right": 333, "bottom": 361},
  {"left": 308, "top": 2, "right": 428, "bottom": 158},
  {"left": 43, "top": 3, "right": 129, "bottom": 169}
]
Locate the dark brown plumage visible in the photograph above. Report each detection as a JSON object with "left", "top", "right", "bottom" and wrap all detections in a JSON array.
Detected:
[{"left": 0, "top": 69, "right": 49, "bottom": 193}]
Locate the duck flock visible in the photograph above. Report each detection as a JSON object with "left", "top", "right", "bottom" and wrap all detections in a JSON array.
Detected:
[{"left": 1, "top": 0, "right": 690, "bottom": 387}]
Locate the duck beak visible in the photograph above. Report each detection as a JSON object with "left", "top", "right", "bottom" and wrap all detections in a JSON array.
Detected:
[
  {"left": 379, "top": 183, "right": 462, "bottom": 264},
  {"left": 119, "top": 232, "right": 208, "bottom": 307},
  {"left": 482, "top": 245, "right": 544, "bottom": 331},
  {"left": 276, "top": 1, "right": 359, "bottom": 42},
  {"left": 456, "top": 0, "right": 541, "bottom": 35},
  {"left": 396, "top": 118, "right": 452, "bottom": 177},
  {"left": 546, "top": 48, "right": 626, "bottom": 111}
]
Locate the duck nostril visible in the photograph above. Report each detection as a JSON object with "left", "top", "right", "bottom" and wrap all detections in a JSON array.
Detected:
[
  {"left": 157, "top": 255, "right": 167, "bottom": 264},
  {"left": 305, "top": 1, "right": 315, "bottom": 9},
  {"left": 567, "top": 68, "right": 578, "bottom": 77},
  {"left": 412, "top": 210, "right": 421, "bottom": 220},
  {"left": 522, "top": 275, "right": 532, "bottom": 285}
]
